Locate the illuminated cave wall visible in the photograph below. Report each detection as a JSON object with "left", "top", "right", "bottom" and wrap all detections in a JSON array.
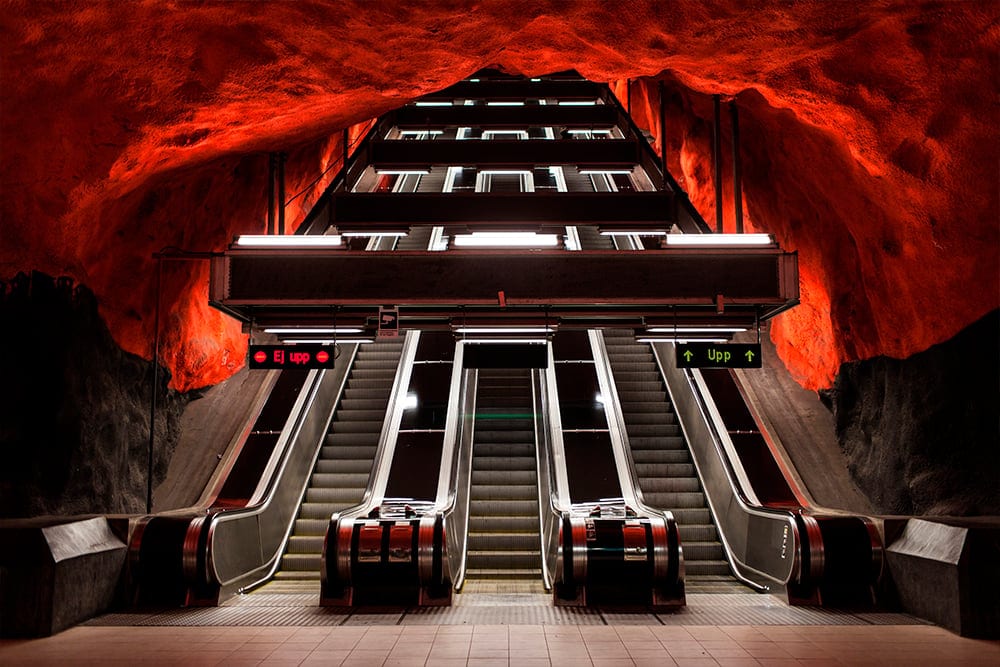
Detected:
[{"left": 1, "top": 2, "right": 998, "bottom": 514}]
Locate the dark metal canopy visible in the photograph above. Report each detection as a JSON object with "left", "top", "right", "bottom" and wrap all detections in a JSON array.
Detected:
[{"left": 209, "top": 248, "right": 798, "bottom": 332}]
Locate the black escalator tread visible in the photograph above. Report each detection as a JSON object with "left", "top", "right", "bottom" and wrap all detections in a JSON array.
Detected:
[
  {"left": 574, "top": 224, "right": 614, "bottom": 249},
  {"left": 465, "top": 368, "right": 542, "bottom": 581},
  {"left": 278, "top": 338, "right": 404, "bottom": 578},
  {"left": 395, "top": 226, "right": 433, "bottom": 250},
  {"left": 603, "top": 329, "right": 734, "bottom": 587}
]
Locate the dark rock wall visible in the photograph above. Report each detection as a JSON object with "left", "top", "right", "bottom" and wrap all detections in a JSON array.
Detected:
[
  {"left": 0, "top": 272, "right": 187, "bottom": 517},
  {"left": 831, "top": 310, "right": 1000, "bottom": 516}
]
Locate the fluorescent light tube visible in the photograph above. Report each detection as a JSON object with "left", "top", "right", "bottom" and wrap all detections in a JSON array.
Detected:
[
  {"left": 235, "top": 235, "right": 341, "bottom": 247},
  {"left": 486, "top": 101, "right": 525, "bottom": 106},
  {"left": 559, "top": 100, "right": 597, "bottom": 106},
  {"left": 374, "top": 169, "right": 430, "bottom": 175},
  {"left": 265, "top": 328, "right": 364, "bottom": 334},
  {"left": 579, "top": 169, "right": 633, "bottom": 175},
  {"left": 664, "top": 233, "right": 773, "bottom": 246},
  {"left": 452, "top": 232, "right": 559, "bottom": 248},
  {"left": 415, "top": 101, "right": 452, "bottom": 107},
  {"left": 281, "top": 338, "right": 375, "bottom": 344},
  {"left": 637, "top": 337, "right": 728, "bottom": 344},
  {"left": 645, "top": 327, "right": 747, "bottom": 333},
  {"left": 456, "top": 327, "right": 554, "bottom": 334}
]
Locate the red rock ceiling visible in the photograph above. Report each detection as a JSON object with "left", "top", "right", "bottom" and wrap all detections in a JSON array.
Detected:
[{"left": 2, "top": 1, "right": 997, "bottom": 391}]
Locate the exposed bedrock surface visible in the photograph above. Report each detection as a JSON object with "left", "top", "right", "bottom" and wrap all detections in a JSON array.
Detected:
[
  {"left": 0, "top": 273, "right": 187, "bottom": 518},
  {"left": 830, "top": 309, "right": 1000, "bottom": 516}
]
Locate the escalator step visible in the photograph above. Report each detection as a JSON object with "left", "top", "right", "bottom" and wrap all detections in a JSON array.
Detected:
[
  {"left": 286, "top": 535, "right": 324, "bottom": 553},
  {"left": 330, "top": 409, "right": 387, "bottom": 423},
  {"left": 470, "top": 499, "right": 538, "bottom": 515},
  {"left": 465, "top": 550, "right": 541, "bottom": 570},
  {"left": 620, "top": 411, "right": 676, "bottom": 424},
  {"left": 638, "top": 477, "right": 701, "bottom": 493},
  {"left": 306, "top": 487, "right": 370, "bottom": 503},
  {"left": 281, "top": 553, "right": 321, "bottom": 571},
  {"left": 294, "top": 519, "right": 330, "bottom": 536},
  {"left": 670, "top": 507, "right": 713, "bottom": 524},
  {"left": 641, "top": 491, "right": 706, "bottom": 508},
  {"left": 469, "top": 516, "right": 538, "bottom": 532},
  {"left": 338, "top": 398, "right": 391, "bottom": 411},
  {"left": 309, "top": 472, "right": 371, "bottom": 489},
  {"left": 467, "top": 532, "right": 540, "bottom": 551},
  {"left": 300, "top": 502, "right": 357, "bottom": 519},
  {"left": 684, "top": 560, "right": 733, "bottom": 576},
  {"left": 471, "top": 469, "right": 537, "bottom": 485},
  {"left": 681, "top": 541, "right": 726, "bottom": 561},
  {"left": 472, "top": 441, "right": 536, "bottom": 456},
  {"left": 464, "top": 568, "right": 542, "bottom": 580},
  {"left": 471, "top": 456, "right": 537, "bottom": 472},
  {"left": 315, "top": 458, "right": 377, "bottom": 474},
  {"left": 677, "top": 523, "right": 719, "bottom": 542},
  {"left": 625, "top": 423, "right": 681, "bottom": 436},
  {"left": 321, "top": 442, "right": 380, "bottom": 457},
  {"left": 635, "top": 462, "right": 695, "bottom": 477},
  {"left": 470, "top": 484, "right": 538, "bottom": 500}
]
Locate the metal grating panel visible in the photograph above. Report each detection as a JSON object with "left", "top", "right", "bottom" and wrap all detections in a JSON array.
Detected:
[{"left": 85, "top": 591, "right": 927, "bottom": 628}]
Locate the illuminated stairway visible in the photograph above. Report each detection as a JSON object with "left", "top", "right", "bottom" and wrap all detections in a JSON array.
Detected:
[
  {"left": 465, "top": 368, "right": 543, "bottom": 581},
  {"left": 276, "top": 338, "right": 405, "bottom": 579}
]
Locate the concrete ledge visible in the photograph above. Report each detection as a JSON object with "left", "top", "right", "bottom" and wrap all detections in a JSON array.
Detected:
[
  {"left": 885, "top": 517, "right": 1000, "bottom": 638},
  {"left": 0, "top": 516, "right": 126, "bottom": 637}
]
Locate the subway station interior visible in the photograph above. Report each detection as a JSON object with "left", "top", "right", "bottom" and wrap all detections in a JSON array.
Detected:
[{"left": 2, "top": 3, "right": 999, "bottom": 665}]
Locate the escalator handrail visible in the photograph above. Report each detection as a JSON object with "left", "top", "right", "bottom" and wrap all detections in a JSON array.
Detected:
[
  {"left": 650, "top": 341, "right": 797, "bottom": 589},
  {"left": 533, "top": 363, "right": 562, "bottom": 590},
  {"left": 201, "top": 344, "right": 360, "bottom": 592}
]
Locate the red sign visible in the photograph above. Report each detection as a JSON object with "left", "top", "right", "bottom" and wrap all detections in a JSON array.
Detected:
[{"left": 248, "top": 345, "right": 336, "bottom": 370}]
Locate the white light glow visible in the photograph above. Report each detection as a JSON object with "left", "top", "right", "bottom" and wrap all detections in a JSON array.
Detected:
[
  {"left": 265, "top": 328, "right": 364, "bottom": 335},
  {"left": 645, "top": 327, "right": 747, "bottom": 334},
  {"left": 530, "top": 78, "right": 542, "bottom": 82},
  {"left": 463, "top": 338, "right": 548, "bottom": 344},
  {"left": 235, "top": 235, "right": 341, "bottom": 247},
  {"left": 486, "top": 101, "right": 525, "bottom": 106},
  {"left": 399, "top": 130, "right": 444, "bottom": 136},
  {"left": 456, "top": 327, "right": 554, "bottom": 334},
  {"left": 340, "top": 231, "right": 409, "bottom": 237},
  {"left": 565, "top": 129, "right": 612, "bottom": 135},
  {"left": 595, "top": 393, "right": 605, "bottom": 405},
  {"left": 559, "top": 100, "right": 597, "bottom": 106},
  {"left": 403, "top": 393, "right": 419, "bottom": 410},
  {"left": 452, "top": 232, "right": 559, "bottom": 248},
  {"left": 579, "top": 169, "right": 633, "bottom": 175},
  {"left": 637, "top": 337, "right": 728, "bottom": 344},
  {"left": 664, "top": 233, "right": 773, "bottom": 246},
  {"left": 281, "top": 338, "right": 375, "bottom": 344},
  {"left": 415, "top": 101, "right": 452, "bottom": 107},
  {"left": 374, "top": 169, "right": 430, "bottom": 175},
  {"left": 599, "top": 230, "right": 668, "bottom": 236}
]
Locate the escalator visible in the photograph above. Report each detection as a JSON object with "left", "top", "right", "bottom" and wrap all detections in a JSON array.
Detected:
[
  {"left": 465, "top": 368, "right": 542, "bottom": 584},
  {"left": 276, "top": 337, "right": 405, "bottom": 580},
  {"left": 601, "top": 329, "right": 740, "bottom": 593}
]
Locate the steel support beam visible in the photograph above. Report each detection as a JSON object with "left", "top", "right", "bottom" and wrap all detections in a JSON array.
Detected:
[{"left": 370, "top": 139, "right": 639, "bottom": 168}]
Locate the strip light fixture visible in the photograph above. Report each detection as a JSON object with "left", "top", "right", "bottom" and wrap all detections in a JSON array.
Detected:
[
  {"left": 637, "top": 337, "right": 728, "bottom": 344},
  {"left": 452, "top": 232, "right": 559, "bottom": 248},
  {"left": 235, "top": 235, "right": 342, "bottom": 247},
  {"left": 645, "top": 327, "right": 747, "bottom": 334},
  {"left": 281, "top": 338, "right": 375, "bottom": 344},
  {"left": 373, "top": 168, "right": 430, "bottom": 175},
  {"left": 415, "top": 101, "right": 452, "bottom": 107},
  {"left": 664, "top": 233, "right": 773, "bottom": 246},
  {"left": 455, "top": 327, "right": 555, "bottom": 334},
  {"left": 264, "top": 328, "right": 364, "bottom": 335},
  {"left": 579, "top": 169, "right": 633, "bottom": 175}
]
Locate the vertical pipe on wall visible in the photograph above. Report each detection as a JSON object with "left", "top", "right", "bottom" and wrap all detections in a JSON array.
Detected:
[
  {"left": 626, "top": 79, "right": 632, "bottom": 116},
  {"left": 266, "top": 152, "right": 276, "bottom": 235},
  {"left": 730, "top": 101, "right": 744, "bottom": 234},
  {"left": 658, "top": 81, "right": 667, "bottom": 190},
  {"left": 342, "top": 128, "right": 349, "bottom": 190},
  {"left": 712, "top": 94, "right": 724, "bottom": 234},
  {"left": 277, "top": 152, "right": 286, "bottom": 235}
]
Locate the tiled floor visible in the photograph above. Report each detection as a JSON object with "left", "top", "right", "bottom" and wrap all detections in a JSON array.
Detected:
[{"left": 2, "top": 622, "right": 998, "bottom": 666}]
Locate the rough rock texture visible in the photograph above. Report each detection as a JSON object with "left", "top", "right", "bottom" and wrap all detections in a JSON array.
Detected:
[
  {"left": 831, "top": 310, "right": 1000, "bottom": 516},
  {"left": 0, "top": 273, "right": 187, "bottom": 518},
  {"left": 2, "top": 2, "right": 997, "bottom": 392}
]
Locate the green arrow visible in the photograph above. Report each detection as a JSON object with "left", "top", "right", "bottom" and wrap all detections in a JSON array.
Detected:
[
  {"left": 683, "top": 350, "right": 694, "bottom": 362},
  {"left": 745, "top": 350, "right": 755, "bottom": 362}
]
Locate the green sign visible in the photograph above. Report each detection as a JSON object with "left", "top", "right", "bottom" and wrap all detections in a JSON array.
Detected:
[{"left": 675, "top": 343, "right": 762, "bottom": 369}]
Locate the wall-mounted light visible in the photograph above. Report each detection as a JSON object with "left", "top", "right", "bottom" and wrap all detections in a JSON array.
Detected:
[
  {"left": 579, "top": 169, "right": 633, "bottom": 175},
  {"left": 486, "top": 101, "right": 525, "bottom": 106},
  {"left": 664, "top": 233, "right": 773, "bottom": 246},
  {"left": 403, "top": 393, "right": 419, "bottom": 410},
  {"left": 452, "top": 232, "right": 559, "bottom": 248},
  {"left": 559, "top": 100, "right": 597, "bottom": 106},
  {"left": 235, "top": 235, "right": 342, "bottom": 247},
  {"left": 636, "top": 337, "right": 728, "bottom": 344},
  {"left": 415, "top": 101, "right": 452, "bottom": 107},
  {"left": 373, "top": 168, "right": 430, "bottom": 175}
]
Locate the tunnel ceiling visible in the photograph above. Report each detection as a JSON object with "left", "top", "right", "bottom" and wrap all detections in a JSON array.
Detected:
[{"left": 2, "top": 1, "right": 997, "bottom": 392}]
